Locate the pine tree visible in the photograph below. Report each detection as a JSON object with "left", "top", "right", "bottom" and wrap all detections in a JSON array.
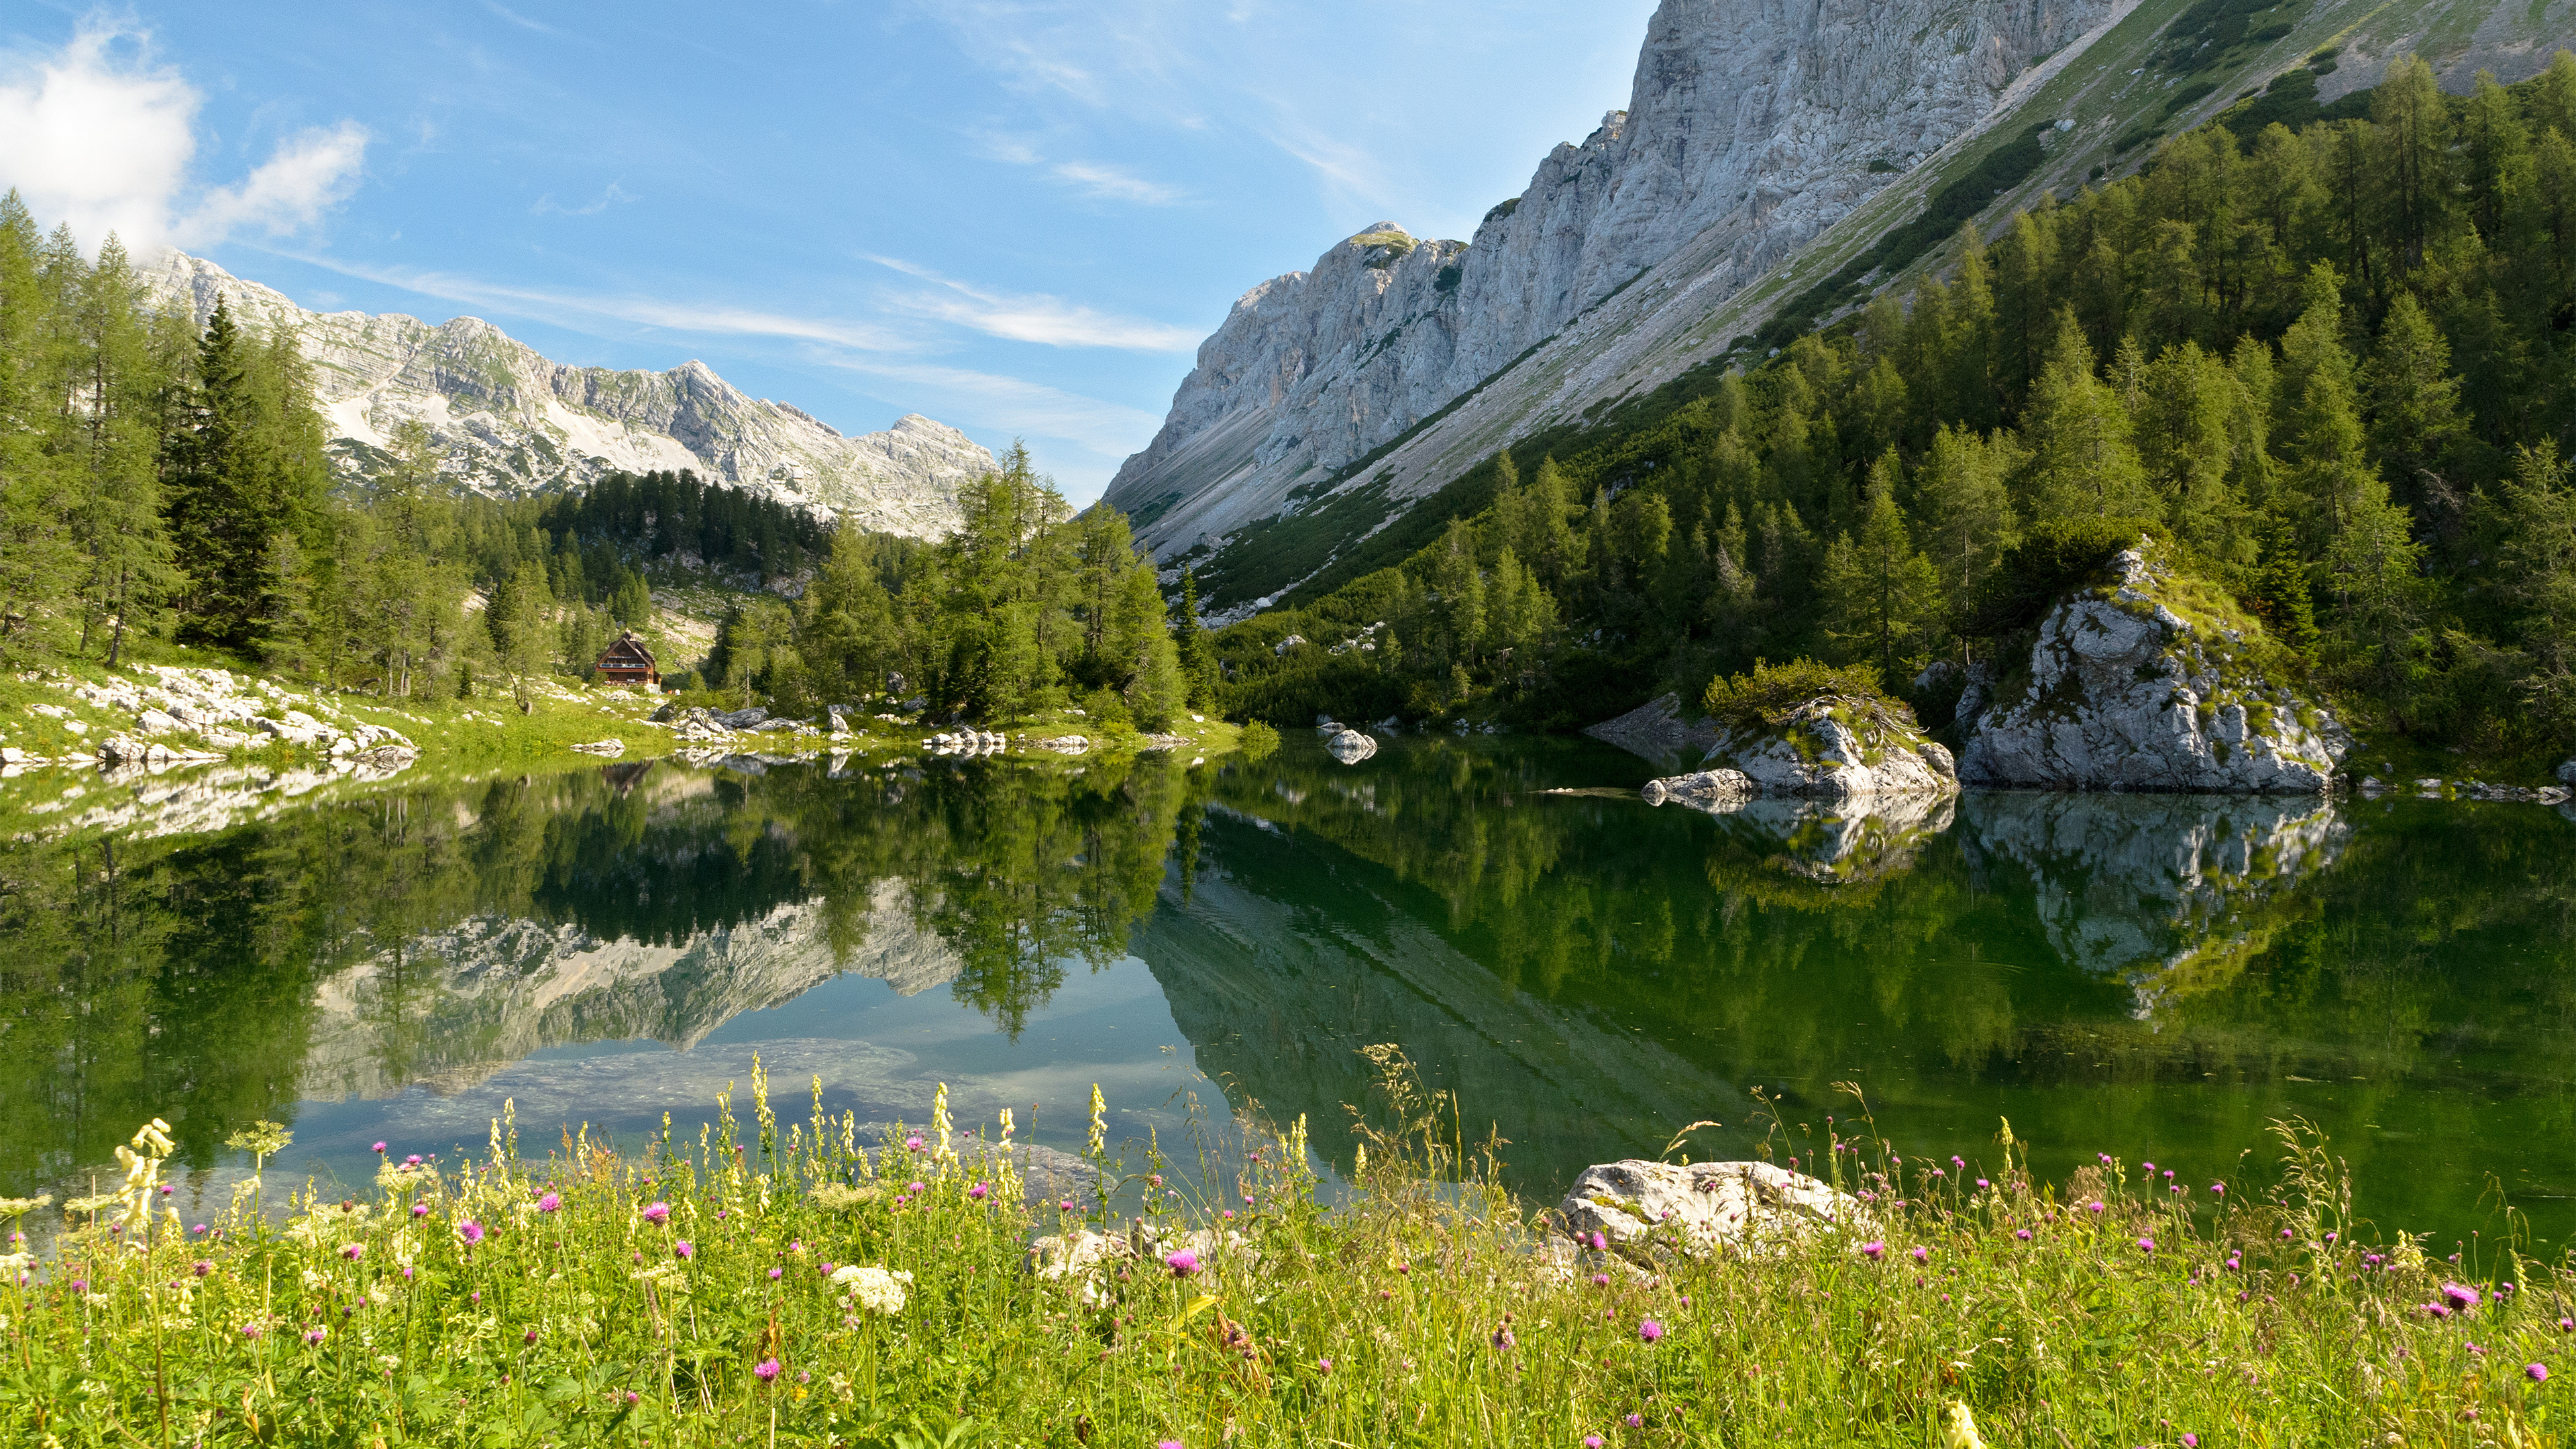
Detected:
[
  {"left": 0, "top": 199, "right": 77, "bottom": 656},
  {"left": 1171, "top": 567, "right": 1217, "bottom": 706},
  {"left": 2021, "top": 309, "right": 2157, "bottom": 521},
  {"left": 1912, "top": 426, "right": 2021, "bottom": 626},
  {"left": 1819, "top": 473, "right": 1942, "bottom": 678},
  {"left": 2494, "top": 441, "right": 2576, "bottom": 733},
  {"left": 2363, "top": 292, "right": 2469, "bottom": 521}
]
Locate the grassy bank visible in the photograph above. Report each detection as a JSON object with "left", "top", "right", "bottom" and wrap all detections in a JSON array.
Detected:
[{"left": 2, "top": 1067, "right": 2565, "bottom": 1448}]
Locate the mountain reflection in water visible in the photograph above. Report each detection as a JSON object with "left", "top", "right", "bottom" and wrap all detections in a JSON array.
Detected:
[{"left": 3, "top": 736, "right": 2571, "bottom": 1245}]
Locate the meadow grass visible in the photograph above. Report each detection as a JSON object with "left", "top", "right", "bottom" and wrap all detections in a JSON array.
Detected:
[{"left": 1, "top": 1061, "right": 2567, "bottom": 1448}]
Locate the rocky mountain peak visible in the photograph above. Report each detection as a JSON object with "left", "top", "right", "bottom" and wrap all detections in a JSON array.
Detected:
[{"left": 138, "top": 252, "right": 995, "bottom": 539}]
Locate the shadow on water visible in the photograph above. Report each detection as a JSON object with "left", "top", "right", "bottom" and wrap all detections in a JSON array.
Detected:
[{"left": 3, "top": 733, "right": 2573, "bottom": 1247}]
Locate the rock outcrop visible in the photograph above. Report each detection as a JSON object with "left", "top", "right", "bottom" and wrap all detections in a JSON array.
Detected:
[
  {"left": 1107, "top": 0, "right": 2121, "bottom": 602},
  {"left": 1639, "top": 769, "right": 1750, "bottom": 808},
  {"left": 1324, "top": 729, "right": 1379, "bottom": 763},
  {"left": 140, "top": 252, "right": 993, "bottom": 537},
  {"left": 1557, "top": 1159, "right": 1862, "bottom": 1255},
  {"left": 1703, "top": 696, "right": 1957, "bottom": 799},
  {"left": 1957, "top": 543, "right": 2351, "bottom": 793}
]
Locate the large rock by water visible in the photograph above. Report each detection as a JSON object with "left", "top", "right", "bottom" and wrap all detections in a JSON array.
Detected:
[
  {"left": 1958, "top": 542, "right": 2350, "bottom": 792},
  {"left": 1703, "top": 696, "right": 1957, "bottom": 800},
  {"left": 1557, "top": 1160, "right": 1863, "bottom": 1255}
]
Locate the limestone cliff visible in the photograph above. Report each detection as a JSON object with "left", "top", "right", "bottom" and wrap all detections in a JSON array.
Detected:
[
  {"left": 1109, "top": 0, "right": 2123, "bottom": 602},
  {"left": 141, "top": 252, "right": 993, "bottom": 538},
  {"left": 1957, "top": 541, "right": 2352, "bottom": 793}
]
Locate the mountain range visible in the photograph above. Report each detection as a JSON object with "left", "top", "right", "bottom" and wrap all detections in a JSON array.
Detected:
[
  {"left": 1108, "top": 0, "right": 2576, "bottom": 614},
  {"left": 141, "top": 252, "right": 995, "bottom": 539}
]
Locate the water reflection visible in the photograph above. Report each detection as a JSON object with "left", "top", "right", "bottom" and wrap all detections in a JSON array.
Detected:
[{"left": 3, "top": 736, "right": 2572, "bottom": 1247}]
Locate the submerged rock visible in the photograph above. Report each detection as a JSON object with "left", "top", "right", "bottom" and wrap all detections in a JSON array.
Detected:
[
  {"left": 1557, "top": 1159, "right": 1863, "bottom": 1256},
  {"left": 1959, "top": 541, "right": 2349, "bottom": 792},
  {"left": 2561, "top": 760, "right": 2576, "bottom": 788}
]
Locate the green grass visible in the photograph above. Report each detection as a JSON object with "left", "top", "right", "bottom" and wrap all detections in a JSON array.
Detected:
[{"left": 5, "top": 1065, "right": 2571, "bottom": 1447}]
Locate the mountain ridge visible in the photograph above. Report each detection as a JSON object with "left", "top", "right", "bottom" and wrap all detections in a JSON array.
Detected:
[{"left": 141, "top": 251, "right": 994, "bottom": 539}]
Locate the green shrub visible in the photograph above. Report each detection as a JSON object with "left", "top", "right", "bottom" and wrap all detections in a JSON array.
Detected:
[
  {"left": 1236, "top": 718, "right": 1280, "bottom": 759},
  {"left": 1966, "top": 517, "right": 2174, "bottom": 638},
  {"left": 1702, "top": 657, "right": 1894, "bottom": 729}
]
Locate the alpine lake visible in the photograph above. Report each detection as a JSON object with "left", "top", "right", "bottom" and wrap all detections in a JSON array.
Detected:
[{"left": 5, "top": 731, "right": 2573, "bottom": 1254}]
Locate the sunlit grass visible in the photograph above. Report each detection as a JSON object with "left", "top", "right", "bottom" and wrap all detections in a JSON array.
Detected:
[{"left": 2, "top": 1061, "right": 2568, "bottom": 1446}]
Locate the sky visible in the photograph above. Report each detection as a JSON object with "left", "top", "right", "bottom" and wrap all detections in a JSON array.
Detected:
[{"left": 0, "top": 0, "right": 1658, "bottom": 502}]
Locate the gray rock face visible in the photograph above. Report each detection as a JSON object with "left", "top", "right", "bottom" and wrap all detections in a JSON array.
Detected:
[
  {"left": 2560, "top": 759, "right": 2576, "bottom": 788},
  {"left": 1106, "top": 0, "right": 2116, "bottom": 589},
  {"left": 139, "top": 252, "right": 993, "bottom": 537},
  {"left": 1558, "top": 1159, "right": 1863, "bottom": 1255},
  {"left": 1704, "top": 698, "right": 1957, "bottom": 799},
  {"left": 1324, "top": 729, "right": 1378, "bottom": 763},
  {"left": 1640, "top": 769, "right": 1752, "bottom": 808},
  {"left": 1958, "top": 545, "right": 2351, "bottom": 793}
]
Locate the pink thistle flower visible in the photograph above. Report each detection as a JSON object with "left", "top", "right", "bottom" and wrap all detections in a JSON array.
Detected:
[
  {"left": 2443, "top": 1282, "right": 2482, "bottom": 1311},
  {"left": 1625, "top": 1413, "right": 1644, "bottom": 1428},
  {"left": 754, "top": 1358, "right": 780, "bottom": 1382},
  {"left": 194, "top": 1260, "right": 213, "bottom": 1277},
  {"left": 674, "top": 1241, "right": 693, "bottom": 1260},
  {"left": 1585, "top": 1439, "right": 1604, "bottom": 1448},
  {"left": 2530, "top": 1363, "right": 2549, "bottom": 1383},
  {"left": 641, "top": 1202, "right": 670, "bottom": 1224},
  {"left": 1164, "top": 1250, "right": 1199, "bottom": 1277},
  {"left": 1638, "top": 1319, "right": 1664, "bottom": 1343},
  {"left": 456, "top": 1221, "right": 484, "bottom": 1246},
  {"left": 2014, "top": 1229, "right": 2033, "bottom": 1241},
  {"left": 1491, "top": 1324, "right": 1515, "bottom": 1351},
  {"left": 2137, "top": 1238, "right": 2155, "bottom": 1253},
  {"left": 405, "top": 1155, "right": 422, "bottom": 1167},
  {"left": 1591, "top": 1273, "right": 1611, "bottom": 1287},
  {"left": 535, "top": 1193, "right": 559, "bottom": 1214},
  {"left": 2087, "top": 1201, "right": 2105, "bottom": 1215},
  {"left": 1587, "top": 1232, "right": 1607, "bottom": 1252},
  {"left": 304, "top": 1327, "right": 326, "bottom": 1346},
  {"left": 241, "top": 1324, "right": 262, "bottom": 1339},
  {"left": 1911, "top": 1246, "right": 1931, "bottom": 1263},
  {"left": 1317, "top": 1358, "right": 1332, "bottom": 1373},
  {"left": 191, "top": 1224, "right": 207, "bottom": 1235},
  {"left": 909, "top": 1182, "right": 927, "bottom": 1194},
  {"left": 904, "top": 1136, "right": 923, "bottom": 1152},
  {"left": 1861, "top": 1241, "right": 1886, "bottom": 1261},
  {"left": 372, "top": 1142, "right": 386, "bottom": 1154},
  {"left": 768, "top": 1267, "right": 782, "bottom": 1281},
  {"left": 969, "top": 1183, "right": 989, "bottom": 1200},
  {"left": 410, "top": 1204, "right": 427, "bottom": 1218}
]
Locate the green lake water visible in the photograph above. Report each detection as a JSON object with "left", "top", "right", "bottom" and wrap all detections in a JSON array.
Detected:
[{"left": 4, "top": 735, "right": 2573, "bottom": 1250}]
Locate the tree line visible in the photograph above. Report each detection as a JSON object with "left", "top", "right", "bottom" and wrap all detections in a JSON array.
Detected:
[
  {"left": 1220, "top": 53, "right": 2576, "bottom": 762},
  {"left": 702, "top": 447, "right": 1215, "bottom": 730}
]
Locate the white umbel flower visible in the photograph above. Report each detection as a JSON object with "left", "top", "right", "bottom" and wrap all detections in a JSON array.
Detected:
[{"left": 829, "top": 1264, "right": 914, "bottom": 1316}]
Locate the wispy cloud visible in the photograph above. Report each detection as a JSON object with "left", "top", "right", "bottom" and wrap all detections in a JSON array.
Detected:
[
  {"left": 480, "top": 1, "right": 565, "bottom": 37},
  {"left": 824, "top": 358, "right": 1164, "bottom": 457},
  {"left": 281, "top": 252, "right": 919, "bottom": 352},
  {"left": 532, "top": 181, "right": 637, "bottom": 217},
  {"left": 0, "top": 21, "right": 368, "bottom": 256},
  {"left": 1049, "top": 160, "right": 1183, "bottom": 205},
  {"left": 867, "top": 256, "right": 1197, "bottom": 351}
]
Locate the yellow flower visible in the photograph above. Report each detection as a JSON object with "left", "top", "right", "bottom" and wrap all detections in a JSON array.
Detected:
[{"left": 1941, "top": 1401, "right": 1987, "bottom": 1449}]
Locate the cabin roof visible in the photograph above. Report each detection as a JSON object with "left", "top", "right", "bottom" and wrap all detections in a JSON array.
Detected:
[{"left": 598, "top": 632, "right": 657, "bottom": 670}]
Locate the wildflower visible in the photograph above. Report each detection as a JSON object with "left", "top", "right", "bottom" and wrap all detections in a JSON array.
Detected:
[
  {"left": 2560, "top": 1318, "right": 2573, "bottom": 1332},
  {"left": 410, "top": 1204, "right": 427, "bottom": 1218},
  {"left": 1318, "top": 1357, "right": 1333, "bottom": 1373},
  {"left": 1492, "top": 1324, "right": 1515, "bottom": 1351},
  {"left": 2530, "top": 1363, "right": 2550, "bottom": 1383},
  {"left": 2426, "top": 1303, "right": 2453, "bottom": 1320},
  {"left": 1625, "top": 1414, "right": 1644, "bottom": 1428},
  {"left": 1585, "top": 1438, "right": 1605, "bottom": 1448},
  {"left": 2210, "top": 1182, "right": 2225, "bottom": 1196},
  {"left": 1941, "top": 1399, "right": 1986, "bottom": 1448},
  {"left": 2087, "top": 1201, "right": 2105, "bottom": 1215},
  {"left": 191, "top": 1224, "right": 207, "bottom": 1235},
  {"left": 1976, "top": 1179, "right": 1990, "bottom": 1189},
  {"left": 2443, "top": 1282, "right": 2481, "bottom": 1311},
  {"left": 372, "top": 1142, "right": 386, "bottom": 1155},
  {"left": 194, "top": 1260, "right": 212, "bottom": 1277},
  {"left": 755, "top": 1358, "right": 781, "bottom": 1382},
  {"left": 405, "top": 1155, "right": 422, "bottom": 1167},
  {"left": 457, "top": 1221, "right": 484, "bottom": 1247},
  {"left": 241, "top": 1324, "right": 262, "bottom": 1339},
  {"left": 769, "top": 1267, "right": 782, "bottom": 1280},
  {"left": 1165, "top": 1250, "right": 1200, "bottom": 1277},
  {"left": 305, "top": 1327, "right": 327, "bottom": 1346},
  {"left": 1912, "top": 1246, "right": 1931, "bottom": 1263},
  {"left": 910, "top": 1182, "right": 928, "bottom": 1195},
  {"left": 1638, "top": 1318, "right": 1664, "bottom": 1343},
  {"left": 675, "top": 1241, "right": 694, "bottom": 1260},
  {"left": 535, "top": 1193, "right": 559, "bottom": 1214},
  {"left": 830, "top": 1265, "right": 912, "bottom": 1314},
  {"left": 905, "top": 1136, "right": 923, "bottom": 1152},
  {"left": 1059, "top": 1199, "right": 1075, "bottom": 1212},
  {"left": 2137, "top": 1238, "right": 2155, "bottom": 1254},
  {"left": 341, "top": 1242, "right": 364, "bottom": 1260},
  {"left": 2182, "top": 1438, "right": 2198, "bottom": 1448},
  {"left": 523, "top": 1328, "right": 538, "bottom": 1344},
  {"left": 1591, "top": 1273, "right": 1611, "bottom": 1287},
  {"left": 641, "top": 1201, "right": 670, "bottom": 1224},
  {"left": 1861, "top": 1241, "right": 1886, "bottom": 1261},
  {"left": 1587, "top": 1232, "right": 1607, "bottom": 1252},
  {"left": 969, "top": 1183, "right": 989, "bottom": 1200},
  {"left": 2014, "top": 1229, "right": 2032, "bottom": 1242},
  {"left": 1159, "top": 1442, "right": 1185, "bottom": 1449}
]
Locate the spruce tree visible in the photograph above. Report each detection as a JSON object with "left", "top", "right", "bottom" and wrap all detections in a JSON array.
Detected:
[{"left": 2021, "top": 309, "right": 2157, "bottom": 521}]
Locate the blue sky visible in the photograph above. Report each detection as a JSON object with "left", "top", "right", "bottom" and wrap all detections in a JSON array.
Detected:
[{"left": 0, "top": 0, "right": 1657, "bottom": 502}]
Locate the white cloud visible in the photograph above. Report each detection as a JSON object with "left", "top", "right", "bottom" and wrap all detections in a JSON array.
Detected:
[
  {"left": 532, "top": 182, "right": 637, "bottom": 217},
  {"left": 866, "top": 256, "right": 1197, "bottom": 351},
  {"left": 0, "top": 20, "right": 366, "bottom": 256},
  {"left": 283, "top": 252, "right": 919, "bottom": 352},
  {"left": 1049, "top": 160, "right": 1183, "bottom": 205},
  {"left": 826, "top": 357, "right": 1164, "bottom": 459}
]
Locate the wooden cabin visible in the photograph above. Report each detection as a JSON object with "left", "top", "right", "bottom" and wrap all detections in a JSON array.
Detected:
[{"left": 596, "top": 631, "right": 660, "bottom": 689}]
